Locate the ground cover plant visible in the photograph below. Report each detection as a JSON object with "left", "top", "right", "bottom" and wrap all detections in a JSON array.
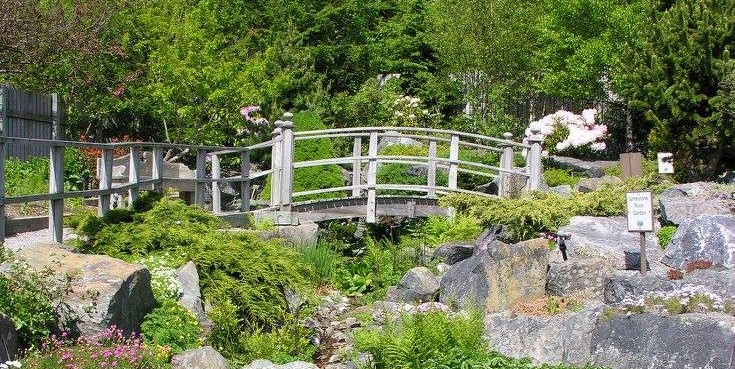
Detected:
[{"left": 69, "top": 194, "right": 316, "bottom": 365}]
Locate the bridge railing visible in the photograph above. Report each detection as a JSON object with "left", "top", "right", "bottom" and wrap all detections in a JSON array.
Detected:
[{"left": 270, "top": 118, "right": 543, "bottom": 222}]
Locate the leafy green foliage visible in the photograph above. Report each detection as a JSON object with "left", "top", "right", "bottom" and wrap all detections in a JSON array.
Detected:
[
  {"left": 413, "top": 215, "right": 482, "bottom": 247},
  {"left": 5, "top": 157, "right": 48, "bottom": 196},
  {"left": 543, "top": 168, "right": 584, "bottom": 187},
  {"left": 0, "top": 253, "right": 71, "bottom": 350},
  {"left": 141, "top": 300, "right": 201, "bottom": 354},
  {"left": 657, "top": 226, "right": 678, "bottom": 250},
  {"left": 614, "top": 0, "right": 735, "bottom": 180},
  {"left": 298, "top": 241, "right": 343, "bottom": 286},
  {"left": 338, "top": 237, "right": 413, "bottom": 300},
  {"left": 70, "top": 196, "right": 313, "bottom": 362},
  {"left": 355, "top": 310, "right": 603, "bottom": 369}
]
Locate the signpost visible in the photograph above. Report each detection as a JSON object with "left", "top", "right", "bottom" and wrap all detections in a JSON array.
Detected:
[
  {"left": 657, "top": 153, "right": 674, "bottom": 174},
  {"left": 626, "top": 191, "right": 654, "bottom": 275}
]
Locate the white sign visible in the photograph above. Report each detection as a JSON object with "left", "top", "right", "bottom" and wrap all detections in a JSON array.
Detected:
[
  {"left": 627, "top": 191, "right": 654, "bottom": 232},
  {"left": 657, "top": 153, "right": 674, "bottom": 174}
]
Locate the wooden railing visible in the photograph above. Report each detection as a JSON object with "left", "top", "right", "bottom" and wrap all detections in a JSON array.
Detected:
[{"left": 0, "top": 112, "right": 544, "bottom": 242}]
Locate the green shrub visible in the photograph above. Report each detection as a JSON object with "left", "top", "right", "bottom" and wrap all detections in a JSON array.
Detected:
[
  {"left": 71, "top": 196, "right": 314, "bottom": 361},
  {"left": 262, "top": 111, "right": 346, "bottom": 201},
  {"left": 0, "top": 253, "right": 72, "bottom": 349},
  {"left": 141, "top": 300, "right": 201, "bottom": 354},
  {"left": 298, "top": 241, "right": 343, "bottom": 287},
  {"left": 138, "top": 254, "right": 182, "bottom": 301},
  {"left": 338, "top": 237, "right": 413, "bottom": 300},
  {"left": 543, "top": 168, "right": 584, "bottom": 187},
  {"left": 413, "top": 215, "right": 482, "bottom": 247},
  {"left": 236, "top": 321, "right": 316, "bottom": 364},
  {"left": 4, "top": 147, "right": 92, "bottom": 196},
  {"left": 657, "top": 226, "right": 678, "bottom": 249}
]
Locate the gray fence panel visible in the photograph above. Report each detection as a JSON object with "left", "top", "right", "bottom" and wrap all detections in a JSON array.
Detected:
[{"left": 0, "top": 85, "right": 58, "bottom": 159}]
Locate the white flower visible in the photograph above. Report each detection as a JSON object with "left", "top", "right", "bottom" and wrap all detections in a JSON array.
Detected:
[
  {"left": 408, "top": 114, "right": 416, "bottom": 119},
  {"left": 2, "top": 361, "right": 22, "bottom": 369}
]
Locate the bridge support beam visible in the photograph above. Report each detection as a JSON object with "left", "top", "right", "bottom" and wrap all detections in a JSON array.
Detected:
[
  {"left": 526, "top": 128, "right": 543, "bottom": 191},
  {"left": 352, "top": 136, "right": 362, "bottom": 197},
  {"left": 211, "top": 154, "right": 221, "bottom": 213},
  {"left": 366, "top": 131, "right": 378, "bottom": 223},
  {"left": 427, "top": 140, "right": 437, "bottom": 198},
  {"left": 270, "top": 121, "right": 283, "bottom": 208},
  {"left": 499, "top": 132, "right": 514, "bottom": 197},
  {"left": 280, "top": 113, "right": 294, "bottom": 212}
]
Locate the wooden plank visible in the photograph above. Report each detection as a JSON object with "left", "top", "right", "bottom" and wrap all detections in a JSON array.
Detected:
[
  {"left": 128, "top": 146, "right": 141, "bottom": 206},
  {"left": 427, "top": 140, "right": 437, "bottom": 198},
  {"left": 448, "top": 134, "right": 459, "bottom": 190},
  {"left": 49, "top": 145, "right": 64, "bottom": 243},
  {"left": 211, "top": 154, "right": 221, "bottom": 213},
  {"left": 279, "top": 116, "right": 294, "bottom": 212},
  {"left": 241, "top": 150, "right": 251, "bottom": 212},
  {"left": 99, "top": 149, "right": 113, "bottom": 216},
  {"left": 366, "top": 131, "right": 378, "bottom": 223},
  {"left": 0, "top": 137, "right": 5, "bottom": 244},
  {"left": 270, "top": 124, "right": 282, "bottom": 207},
  {"left": 352, "top": 136, "right": 362, "bottom": 197},
  {"left": 194, "top": 149, "right": 207, "bottom": 206}
]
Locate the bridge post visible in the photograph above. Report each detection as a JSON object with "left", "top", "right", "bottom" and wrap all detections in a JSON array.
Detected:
[
  {"left": 448, "top": 134, "right": 459, "bottom": 191},
  {"left": 280, "top": 113, "right": 294, "bottom": 212},
  {"left": 99, "top": 148, "right": 113, "bottom": 216},
  {"left": 526, "top": 128, "right": 543, "bottom": 191},
  {"left": 49, "top": 143, "right": 64, "bottom": 243},
  {"left": 352, "top": 136, "right": 362, "bottom": 197},
  {"left": 129, "top": 145, "right": 141, "bottom": 206},
  {"left": 427, "top": 140, "right": 437, "bottom": 198},
  {"left": 366, "top": 131, "right": 378, "bottom": 222},
  {"left": 152, "top": 146, "right": 164, "bottom": 193},
  {"left": 270, "top": 121, "right": 283, "bottom": 208},
  {"left": 499, "top": 132, "right": 514, "bottom": 197},
  {"left": 240, "top": 150, "right": 251, "bottom": 212},
  {"left": 211, "top": 153, "right": 221, "bottom": 213},
  {"left": 194, "top": 148, "right": 207, "bottom": 206}
]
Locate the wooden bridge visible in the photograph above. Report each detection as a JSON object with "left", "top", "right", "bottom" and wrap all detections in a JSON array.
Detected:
[{"left": 0, "top": 112, "right": 544, "bottom": 244}]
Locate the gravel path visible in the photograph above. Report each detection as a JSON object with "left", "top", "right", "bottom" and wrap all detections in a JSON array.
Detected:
[{"left": 3, "top": 228, "right": 78, "bottom": 252}]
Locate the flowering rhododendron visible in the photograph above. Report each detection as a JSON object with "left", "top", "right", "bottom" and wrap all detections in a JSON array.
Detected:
[
  {"left": 523, "top": 109, "right": 607, "bottom": 154},
  {"left": 238, "top": 105, "right": 270, "bottom": 136}
]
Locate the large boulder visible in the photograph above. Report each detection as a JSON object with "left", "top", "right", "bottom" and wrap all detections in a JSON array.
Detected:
[
  {"left": 484, "top": 308, "right": 600, "bottom": 366},
  {"left": 4, "top": 244, "right": 154, "bottom": 337},
  {"left": 172, "top": 346, "right": 229, "bottom": 369},
  {"left": 0, "top": 313, "right": 18, "bottom": 362},
  {"left": 682, "top": 269, "right": 735, "bottom": 299},
  {"left": 432, "top": 242, "right": 474, "bottom": 265},
  {"left": 440, "top": 239, "right": 549, "bottom": 313},
  {"left": 387, "top": 267, "right": 439, "bottom": 303},
  {"left": 659, "top": 183, "right": 733, "bottom": 225},
  {"left": 575, "top": 175, "right": 622, "bottom": 193},
  {"left": 603, "top": 272, "right": 676, "bottom": 305},
  {"left": 557, "top": 216, "right": 661, "bottom": 269},
  {"left": 176, "top": 262, "right": 212, "bottom": 329},
  {"left": 260, "top": 222, "right": 320, "bottom": 246},
  {"left": 591, "top": 313, "right": 735, "bottom": 369},
  {"left": 661, "top": 215, "right": 735, "bottom": 270},
  {"left": 547, "top": 156, "right": 617, "bottom": 178},
  {"left": 243, "top": 359, "right": 319, "bottom": 369},
  {"left": 546, "top": 259, "right": 614, "bottom": 300}
]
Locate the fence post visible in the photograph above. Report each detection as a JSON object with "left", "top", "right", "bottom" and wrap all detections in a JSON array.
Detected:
[
  {"left": 366, "top": 131, "right": 378, "bottom": 223},
  {"left": 270, "top": 121, "right": 283, "bottom": 208},
  {"left": 49, "top": 144, "right": 64, "bottom": 243},
  {"left": 211, "top": 154, "right": 221, "bottom": 214},
  {"left": 280, "top": 113, "right": 294, "bottom": 212},
  {"left": 51, "top": 93, "right": 62, "bottom": 140},
  {"left": 0, "top": 137, "right": 5, "bottom": 244},
  {"left": 99, "top": 148, "right": 113, "bottom": 216},
  {"left": 448, "top": 134, "right": 459, "bottom": 191},
  {"left": 352, "top": 136, "right": 362, "bottom": 197},
  {"left": 241, "top": 150, "right": 251, "bottom": 212},
  {"left": 499, "top": 132, "right": 514, "bottom": 197},
  {"left": 526, "top": 128, "right": 543, "bottom": 191},
  {"left": 427, "top": 140, "right": 437, "bottom": 198},
  {"left": 128, "top": 145, "right": 141, "bottom": 206},
  {"left": 152, "top": 146, "right": 164, "bottom": 193},
  {"left": 194, "top": 149, "right": 207, "bottom": 206}
]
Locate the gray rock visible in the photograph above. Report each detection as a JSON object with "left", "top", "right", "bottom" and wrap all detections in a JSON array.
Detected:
[
  {"left": 377, "top": 132, "right": 423, "bottom": 152},
  {"left": 547, "top": 259, "right": 614, "bottom": 300},
  {"left": 242, "top": 359, "right": 319, "bottom": 369},
  {"left": 659, "top": 182, "right": 733, "bottom": 225},
  {"left": 548, "top": 185, "right": 573, "bottom": 198},
  {"left": 172, "top": 346, "right": 229, "bottom": 369},
  {"left": 432, "top": 242, "right": 474, "bottom": 265},
  {"left": 603, "top": 272, "right": 676, "bottom": 304},
  {"left": 387, "top": 267, "right": 440, "bottom": 303},
  {"left": 576, "top": 175, "right": 622, "bottom": 193},
  {"left": 557, "top": 216, "right": 661, "bottom": 269},
  {"left": 547, "top": 156, "right": 617, "bottom": 178},
  {"left": 0, "top": 312, "right": 18, "bottom": 362},
  {"left": 260, "top": 222, "right": 320, "bottom": 246},
  {"left": 176, "top": 261, "right": 212, "bottom": 329},
  {"left": 1, "top": 244, "right": 154, "bottom": 337},
  {"left": 484, "top": 308, "right": 600, "bottom": 366},
  {"left": 440, "top": 239, "right": 549, "bottom": 313},
  {"left": 661, "top": 214, "right": 735, "bottom": 269},
  {"left": 682, "top": 269, "right": 735, "bottom": 298},
  {"left": 591, "top": 313, "right": 735, "bottom": 369}
]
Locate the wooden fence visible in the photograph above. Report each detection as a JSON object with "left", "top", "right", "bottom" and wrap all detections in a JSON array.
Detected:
[{"left": 0, "top": 85, "right": 63, "bottom": 159}]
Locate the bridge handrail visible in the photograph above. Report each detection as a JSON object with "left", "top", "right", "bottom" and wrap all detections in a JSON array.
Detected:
[{"left": 294, "top": 126, "right": 531, "bottom": 149}]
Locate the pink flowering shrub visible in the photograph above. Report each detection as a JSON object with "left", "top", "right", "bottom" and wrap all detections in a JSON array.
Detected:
[
  {"left": 22, "top": 326, "right": 171, "bottom": 369},
  {"left": 523, "top": 109, "right": 607, "bottom": 156}
]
